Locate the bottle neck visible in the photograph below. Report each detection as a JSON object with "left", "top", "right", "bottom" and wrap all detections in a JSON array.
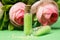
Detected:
[{"left": 25, "top": 5, "right": 31, "bottom": 13}]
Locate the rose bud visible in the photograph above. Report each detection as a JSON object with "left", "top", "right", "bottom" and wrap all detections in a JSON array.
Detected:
[
  {"left": 31, "top": 0, "right": 58, "bottom": 25},
  {"left": 9, "top": 2, "right": 26, "bottom": 26}
]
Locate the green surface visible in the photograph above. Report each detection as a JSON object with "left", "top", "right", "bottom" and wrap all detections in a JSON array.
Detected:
[
  {"left": 51, "top": 17, "right": 60, "bottom": 28},
  {"left": 0, "top": 29, "right": 60, "bottom": 40}
]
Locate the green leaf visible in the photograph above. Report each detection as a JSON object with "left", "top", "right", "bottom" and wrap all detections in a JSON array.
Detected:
[
  {"left": 32, "top": 14, "right": 41, "bottom": 28},
  {"left": 2, "top": 0, "right": 22, "bottom": 5},
  {"left": 22, "top": 0, "right": 28, "bottom": 4},
  {"left": 3, "top": 11, "right": 9, "bottom": 22},
  {"left": 54, "top": 0, "right": 58, "bottom": 2},
  {"left": 57, "top": 0, "right": 60, "bottom": 9},
  {"left": 2, "top": 5, "right": 12, "bottom": 11},
  {"left": 8, "top": 23, "right": 14, "bottom": 31},
  {"left": 0, "top": 11, "right": 9, "bottom": 30},
  {"left": 27, "top": 0, "right": 36, "bottom": 5}
]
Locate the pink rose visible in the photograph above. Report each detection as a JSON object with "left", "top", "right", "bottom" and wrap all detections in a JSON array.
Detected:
[
  {"left": 9, "top": 2, "right": 26, "bottom": 26},
  {"left": 31, "top": 1, "right": 58, "bottom": 26},
  {"left": 36, "top": 4, "right": 58, "bottom": 25}
]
